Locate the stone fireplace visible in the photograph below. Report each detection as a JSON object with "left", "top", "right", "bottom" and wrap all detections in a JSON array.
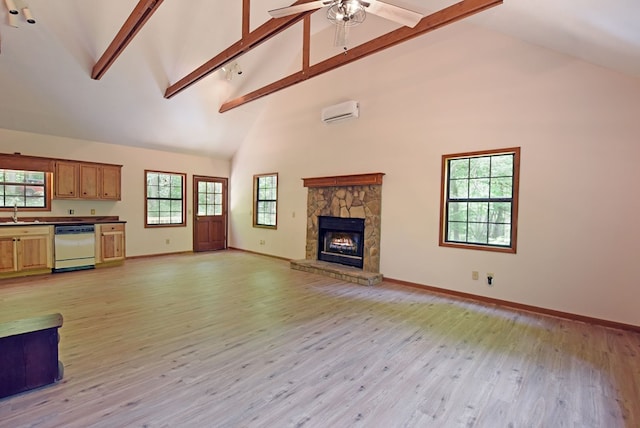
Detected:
[{"left": 290, "top": 173, "right": 384, "bottom": 285}]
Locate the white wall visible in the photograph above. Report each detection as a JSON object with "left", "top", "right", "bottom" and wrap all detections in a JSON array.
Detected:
[
  {"left": 229, "top": 23, "right": 640, "bottom": 326},
  {"left": 0, "top": 130, "right": 230, "bottom": 257}
]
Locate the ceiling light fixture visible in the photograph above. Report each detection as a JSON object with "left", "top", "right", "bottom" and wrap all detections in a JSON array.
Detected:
[
  {"left": 327, "top": 1, "right": 366, "bottom": 48},
  {"left": 327, "top": 0, "right": 366, "bottom": 25},
  {"left": 4, "top": 0, "right": 36, "bottom": 26},
  {"left": 4, "top": 0, "right": 18, "bottom": 14},
  {"left": 22, "top": 6, "right": 35, "bottom": 24},
  {"left": 221, "top": 62, "right": 242, "bottom": 81}
]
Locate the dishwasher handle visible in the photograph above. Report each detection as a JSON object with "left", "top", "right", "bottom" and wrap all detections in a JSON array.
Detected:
[{"left": 54, "top": 225, "right": 96, "bottom": 235}]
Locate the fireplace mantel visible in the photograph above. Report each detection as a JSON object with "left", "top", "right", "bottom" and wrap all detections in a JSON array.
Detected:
[{"left": 302, "top": 173, "right": 384, "bottom": 188}]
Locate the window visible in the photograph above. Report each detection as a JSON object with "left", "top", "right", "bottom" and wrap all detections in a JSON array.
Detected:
[
  {"left": 1, "top": 169, "right": 49, "bottom": 209},
  {"left": 440, "top": 147, "right": 520, "bottom": 253},
  {"left": 197, "top": 180, "right": 223, "bottom": 216},
  {"left": 253, "top": 173, "right": 278, "bottom": 228},
  {"left": 145, "top": 170, "right": 186, "bottom": 227}
]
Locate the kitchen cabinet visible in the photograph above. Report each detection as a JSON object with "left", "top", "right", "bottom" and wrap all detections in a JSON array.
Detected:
[
  {"left": 79, "top": 163, "right": 99, "bottom": 199},
  {"left": 54, "top": 161, "right": 79, "bottom": 198},
  {"left": 54, "top": 161, "right": 121, "bottom": 200},
  {"left": 97, "top": 223, "right": 125, "bottom": 264},
  {"left": 0, "top": 226, "right": 53, "bottom": 276},
  {"left": 100, "top": 165, "right": 121, "bottom": 200}
]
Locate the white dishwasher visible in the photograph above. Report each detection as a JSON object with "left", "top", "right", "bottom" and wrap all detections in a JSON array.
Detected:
[{"left": 53, "top": 225, "right": 96, "bottom": 272}]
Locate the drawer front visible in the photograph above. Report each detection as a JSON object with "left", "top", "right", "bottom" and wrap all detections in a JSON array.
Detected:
[
  {"left": 101, "top": 224, "right": 124, "bottom": 232},
  {"left": 0, "top": 226, "right": 53, "bottom": 238}
]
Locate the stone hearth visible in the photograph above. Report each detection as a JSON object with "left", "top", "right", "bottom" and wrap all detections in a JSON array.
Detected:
[
  {"left": 290, "top": 173, "right": 384, "bottom": 285},
  {"left": 290, "top": 259, "right": 383, "bottom": 286}
]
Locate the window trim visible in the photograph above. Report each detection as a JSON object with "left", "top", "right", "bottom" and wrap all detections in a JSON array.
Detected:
[
  {"left": 253, "top": 173, "right": 278, "bottom": 229},
  {"left": 144, "top": 170, "right": 187, "bottom": 228},
  {"left": 0, "top": 169, "right": 53, "bottom": 212},
  {"left": 439, "top": 147, "right": 520, "bottom": 253}
]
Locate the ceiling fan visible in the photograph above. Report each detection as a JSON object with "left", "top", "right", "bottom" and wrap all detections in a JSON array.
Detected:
[{"left": 268, "top": 0, "right": 423, "bottom": 48}]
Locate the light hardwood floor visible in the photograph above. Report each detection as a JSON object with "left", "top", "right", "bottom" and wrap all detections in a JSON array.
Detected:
[{"left": 0, "top": 250, "right": 639, "bottom": 428}]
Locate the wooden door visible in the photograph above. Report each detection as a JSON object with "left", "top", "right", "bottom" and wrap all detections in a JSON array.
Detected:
[
  {"left": 54, "top": 161, "right": 78, "bottom": 198},
  {"left": 101, "top": 232, "right": 125, "bottom": 262},
  {"left": 17, "top": 235, "right": 49, "bottom": 271},
  {"left": 100, "top": 165, "right": 121, "bottom": 200},
  {"left": 193, "top": 176, "right": 227, "bottom": 252},
  {"left": 0, "top": 238, "right": 17, "bottom": 273},
  {"left": 99, "top": 224, "right": 125, "bottom": 262},
  {"left": 79, "top": 164, "right": 99, "bottom": 199}
]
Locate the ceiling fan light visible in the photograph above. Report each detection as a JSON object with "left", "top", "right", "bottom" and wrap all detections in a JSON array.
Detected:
[
  {"left": 344, "top": 0, "right": 360, "bottom": 15},
  {"left": 327, "top": 0, "right": 365, "bottom": 27}
]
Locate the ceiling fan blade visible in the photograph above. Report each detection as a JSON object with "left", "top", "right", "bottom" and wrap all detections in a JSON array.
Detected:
[
  {"left": 268, "top": 1, "right": 332, "bottom": 19},
  {"left": 364, "top": 0, "right": 423, "bottom": 28}
]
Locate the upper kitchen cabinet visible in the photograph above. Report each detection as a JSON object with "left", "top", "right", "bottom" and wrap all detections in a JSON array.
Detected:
[
  {"left": 55, "top": 161, "right": 122, "bottom": 201},
  {"left": 100, "top": 165, "right": 121, "bottom": 200},
  {"left": 79, "top": 163, "right": 99, "bottom": 199},
  {"left": 54, "top": 161, "right": 79, "bottom": 198}
]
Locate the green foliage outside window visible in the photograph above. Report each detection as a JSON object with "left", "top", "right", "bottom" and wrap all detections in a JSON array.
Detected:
[
  {"left": 146, "top": 171, "right": 185, "bottom": 226},
  {"left": 0, "top": 169, "right": 46, "bottom": 208},
  {"left": 254, "top": 174, "right": 277, "bottom": 228},
  {"left": 442, "top": 148, "right": 520, "bottom": 252},
  {"left": 197, "top": 181, "right": 223, "bottom": 216}
]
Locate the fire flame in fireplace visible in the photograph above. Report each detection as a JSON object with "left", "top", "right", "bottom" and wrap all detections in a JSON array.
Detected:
[{"left": 328, "top": 233, "right": 358, "bottom": 254}]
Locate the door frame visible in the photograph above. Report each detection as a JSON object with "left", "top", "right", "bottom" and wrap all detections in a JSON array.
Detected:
[{"left": 192, "top": 175, "right": 228, "bottom": 252}]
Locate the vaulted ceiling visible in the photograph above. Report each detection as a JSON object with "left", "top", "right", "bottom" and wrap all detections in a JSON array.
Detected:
[{"left": 1, "top": 0, "right": 639, "bottom": 159}]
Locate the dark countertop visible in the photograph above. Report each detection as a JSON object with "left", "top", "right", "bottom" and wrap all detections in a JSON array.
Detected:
[{"left": 0, "top": 216, "right": 125, "bottom": 227}]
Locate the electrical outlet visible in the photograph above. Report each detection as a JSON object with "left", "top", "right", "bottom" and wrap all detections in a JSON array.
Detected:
[
  {"left": 259, "top": 240, "right": 265, "bottom": 245},
  {"left": 487, "top": 272, "right": 494, "bottom": 286},
  {"left": 68, "top": 209, "right": 74, "bottom": 215},
  {"left": 90, "top": 209, "right": 95, "bottom": 215},
  {"left": 165, "top": 239, "right": 170, "bottom": 245},
  {"left": 472, "top": 271, "right": 479, "bottom": 280}
]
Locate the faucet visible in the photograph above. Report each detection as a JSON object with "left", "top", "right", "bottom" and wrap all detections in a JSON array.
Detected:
[{"left": 12, "top": 203, "right": 18, "bottom": 223}]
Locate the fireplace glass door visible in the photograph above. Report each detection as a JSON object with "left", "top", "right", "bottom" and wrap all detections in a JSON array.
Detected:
[{"left": 318, "top": 216, "right": 365, "bottom": 268}]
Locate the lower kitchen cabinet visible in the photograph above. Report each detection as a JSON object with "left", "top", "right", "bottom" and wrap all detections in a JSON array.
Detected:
[
  {"left": 0, "top": 226, "right": 53, "bottom": 276},
  {"left": 96, "top": 223, "right": 125, "bottom": 264}
]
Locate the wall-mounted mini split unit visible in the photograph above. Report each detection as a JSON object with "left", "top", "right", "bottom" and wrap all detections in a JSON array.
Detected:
[{"left": 321, "top": 100, "right": 359, "bottom": 124}]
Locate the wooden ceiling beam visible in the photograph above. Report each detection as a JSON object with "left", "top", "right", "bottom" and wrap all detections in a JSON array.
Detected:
[
  {"left": 92, "top": 0, "right": 164, "bottom": 80},
  {"left": 164, "top": 0, "right": 316, "bottom": 99},
  {"left": 303, "top": 16, "right": 311, "bottom": 70},
  {"left": 242, "top": 0, "right": 250, "bottom": 38},
  {"left": 219, "top": 0, "right": 502, "bottom": 113}
]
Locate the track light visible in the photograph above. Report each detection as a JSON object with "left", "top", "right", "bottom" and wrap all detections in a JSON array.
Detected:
[
  {"left": 4, "top": 0, "right": 36, "bottom": 25},
  {"left": 22, "top": 6, "right": 35, "bottom": 24},
  {"left": 220, "top": 62, "right": 242, "bottom": 81},
  {"left": 8, "top": 13, "right": 19, "bottom": 27},
  {"left": 4, "top": 0, "right": 18, "bottom": 14}
]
